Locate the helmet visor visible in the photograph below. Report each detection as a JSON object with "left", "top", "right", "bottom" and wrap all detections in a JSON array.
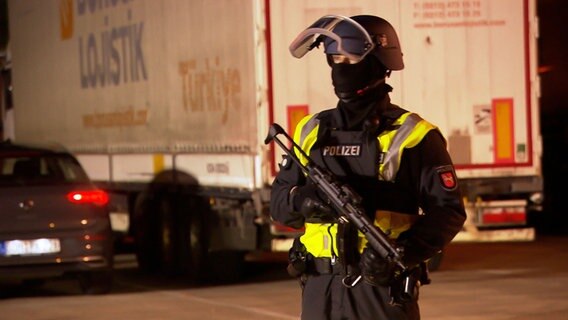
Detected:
[{"left": 289, "top": 15, "right": 375, "bottom": 63}]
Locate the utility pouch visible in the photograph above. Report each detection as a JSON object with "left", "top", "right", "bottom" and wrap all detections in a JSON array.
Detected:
[{"left": 287, "top": 237, "right": 308, "bottom": 278}]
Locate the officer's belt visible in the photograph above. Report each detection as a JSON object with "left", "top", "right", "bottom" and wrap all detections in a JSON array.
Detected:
[{"left": 307, "top": 257, "right": 344, "bottom": 275}]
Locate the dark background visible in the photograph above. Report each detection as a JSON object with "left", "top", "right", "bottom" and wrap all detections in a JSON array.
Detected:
[
  {"left": 0, "top": 1, "right": 566, "bottom": 234},
  {"left": 536, "top": 0, "right": 568, "bottom": 234}
]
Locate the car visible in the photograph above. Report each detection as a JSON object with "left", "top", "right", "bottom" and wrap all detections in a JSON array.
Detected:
[{"left": 0, "top": 140, "right": 114, "bottom": 294}]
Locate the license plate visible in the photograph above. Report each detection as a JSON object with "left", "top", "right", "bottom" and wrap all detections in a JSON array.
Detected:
[{"left": 0, "top": 238, "right": 61, "bottom": 256}]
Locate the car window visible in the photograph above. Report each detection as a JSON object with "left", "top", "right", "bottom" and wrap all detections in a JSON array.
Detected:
[{"left": 0, "top": 154, "right": 90, "bottom": 186}]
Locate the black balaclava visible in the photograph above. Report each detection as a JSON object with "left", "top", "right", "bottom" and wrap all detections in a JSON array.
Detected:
[
  {"left": 330, "top": 56, "right": 391, "bottom": 130},
  {"left": 330, "top": 55, "right": 387, "bottom": 100},
  {"left": 336, "top": 83, "right": 393, "bottom": 130}
]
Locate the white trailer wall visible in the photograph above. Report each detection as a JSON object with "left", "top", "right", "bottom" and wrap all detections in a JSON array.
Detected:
[
  {"left": 9, "top": 0, "right": 259, "bottom": 152},
  {"left": 269, "top": 0, "right": 539, "bottom": 179}
]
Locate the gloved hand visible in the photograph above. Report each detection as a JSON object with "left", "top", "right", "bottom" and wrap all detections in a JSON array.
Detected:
[
  {"left": 359, "top": 247, "right": 396, "bottom": 287},
  {"left": 290, "top": 183, "right": 334, "bottom": 220}
]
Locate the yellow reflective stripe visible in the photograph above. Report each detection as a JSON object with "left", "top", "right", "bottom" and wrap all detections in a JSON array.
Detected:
[
  {"left": 358, "top": 211, "right": 420, "bottom": 251},
  {"left": 293, "top": 114, "right": 320, "bottom": 166},
  {"left": 375, "top": 210, "right": 419, "bottom": 239},
  {"left": 303, "top": 216, "right": 416, "bottom": 256},
  {"left": 300, "top": 223, "right": 338, "bottom": 258},
  {"left": 377, "top": 113, "right": 411, "bottom": 179},
  {"left": 298, "top": 111, "right": 437, "bottom": 257},
  {"left": 379, "top": 113, "right": 437, "bottom": 181},
  {"left": 357, "top": 216, "right": 397, "bottom": 252},
  {"left": 405, "top": 118, "right": 438, "bottom": 148}
]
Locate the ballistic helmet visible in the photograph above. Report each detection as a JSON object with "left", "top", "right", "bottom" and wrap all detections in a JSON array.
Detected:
[{"left": 289, "top": 14, "right": 404, "bottom": 71}]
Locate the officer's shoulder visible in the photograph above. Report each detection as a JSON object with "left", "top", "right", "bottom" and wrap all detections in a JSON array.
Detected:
[
  {"left": 391, "top": 105, "right": 438, "bottom": 128},
  {"left": 298, "top": 109, "right": 332, "bottom": 122},
  {"left": 419, "top": 129, "right": 448, "bottom": 149},
  {"left": 315, "top": 108, "right": 337, "bottom": 119},
  {"left": 384, "top": 104, "right": 408, "bottom": 120},
  {"left": 296, "top": 108, "right": 336, "bottom": 128}
]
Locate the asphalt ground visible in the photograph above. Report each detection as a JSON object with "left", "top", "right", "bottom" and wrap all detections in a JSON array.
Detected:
[{"left": 1, "top": 235, "right": 567, "bottom": 319}]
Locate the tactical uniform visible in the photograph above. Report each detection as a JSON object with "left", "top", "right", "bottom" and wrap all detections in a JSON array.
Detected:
[{"left": 270, "top": 14, "right": 466, "bottom": 319}]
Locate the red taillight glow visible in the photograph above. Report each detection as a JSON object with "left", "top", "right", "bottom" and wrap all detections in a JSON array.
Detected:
[{"left": 66, "top": 190, "right": 109, "bottom": 206}]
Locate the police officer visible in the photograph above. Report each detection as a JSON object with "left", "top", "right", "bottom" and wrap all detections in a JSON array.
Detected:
[{"left": 270, "top": 15, "right": 467, "bottom": 319}]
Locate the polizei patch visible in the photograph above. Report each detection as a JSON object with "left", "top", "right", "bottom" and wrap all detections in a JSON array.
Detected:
[{"left": 322, "top": 145, "right": 362, "bottom": 157}]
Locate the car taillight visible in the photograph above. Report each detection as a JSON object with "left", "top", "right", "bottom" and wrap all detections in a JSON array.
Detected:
[{"left": 66, "top": 190, "right": 109, "bottom": 206}]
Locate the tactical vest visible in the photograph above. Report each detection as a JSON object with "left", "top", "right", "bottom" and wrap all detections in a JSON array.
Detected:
[{"left": 294, "top": 110, "right": 437, "bottom": 258}]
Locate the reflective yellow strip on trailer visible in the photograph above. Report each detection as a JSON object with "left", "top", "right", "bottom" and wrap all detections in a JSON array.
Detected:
[
  {"left": 492, "top": 98, "right": 515, "bottom": 163},
  {"left": 153, "top": 154, "right": 165, "bottom": 174}
]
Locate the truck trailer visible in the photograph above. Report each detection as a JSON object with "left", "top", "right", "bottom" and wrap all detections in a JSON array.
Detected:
[{"left": 5, "top": 0, "right": 541, "bottom": 277}]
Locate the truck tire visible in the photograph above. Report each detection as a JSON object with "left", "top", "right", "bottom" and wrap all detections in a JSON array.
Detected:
[
  {"left": 133, "top": 169, "right": 211, "bottom": 279},
  {"left": 172, "top": 193, "right": 211, "bottom": 281},
  {"left": 134, "top": 186, "right": 210, "bottom": 280},
  {"left": 133, "top": 190, "right": 162, "bottom": 273}
]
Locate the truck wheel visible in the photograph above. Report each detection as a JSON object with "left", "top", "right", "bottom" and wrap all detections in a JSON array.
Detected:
[
  {"left": 177, "top": 195, "right": 210, "bottom": 281},
  {"left": 134, "top": 190, "right": 188, "bottom": 275},
  {"left": 134, "top": 189, "right": 210, "bottom": 279},
  {"left": 156, "top": 193, "right": 179, "bottom": 275},
  {"left": 133, "top": 190, "right": 162, "bottom": 273},
  {"left": 158, "top": 193, "right": 211, "bottom": 279}
]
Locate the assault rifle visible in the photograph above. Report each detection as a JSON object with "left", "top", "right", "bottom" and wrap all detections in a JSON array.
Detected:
[{"left": 265, "top": 123, "right": 419, "bottom": 304}]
